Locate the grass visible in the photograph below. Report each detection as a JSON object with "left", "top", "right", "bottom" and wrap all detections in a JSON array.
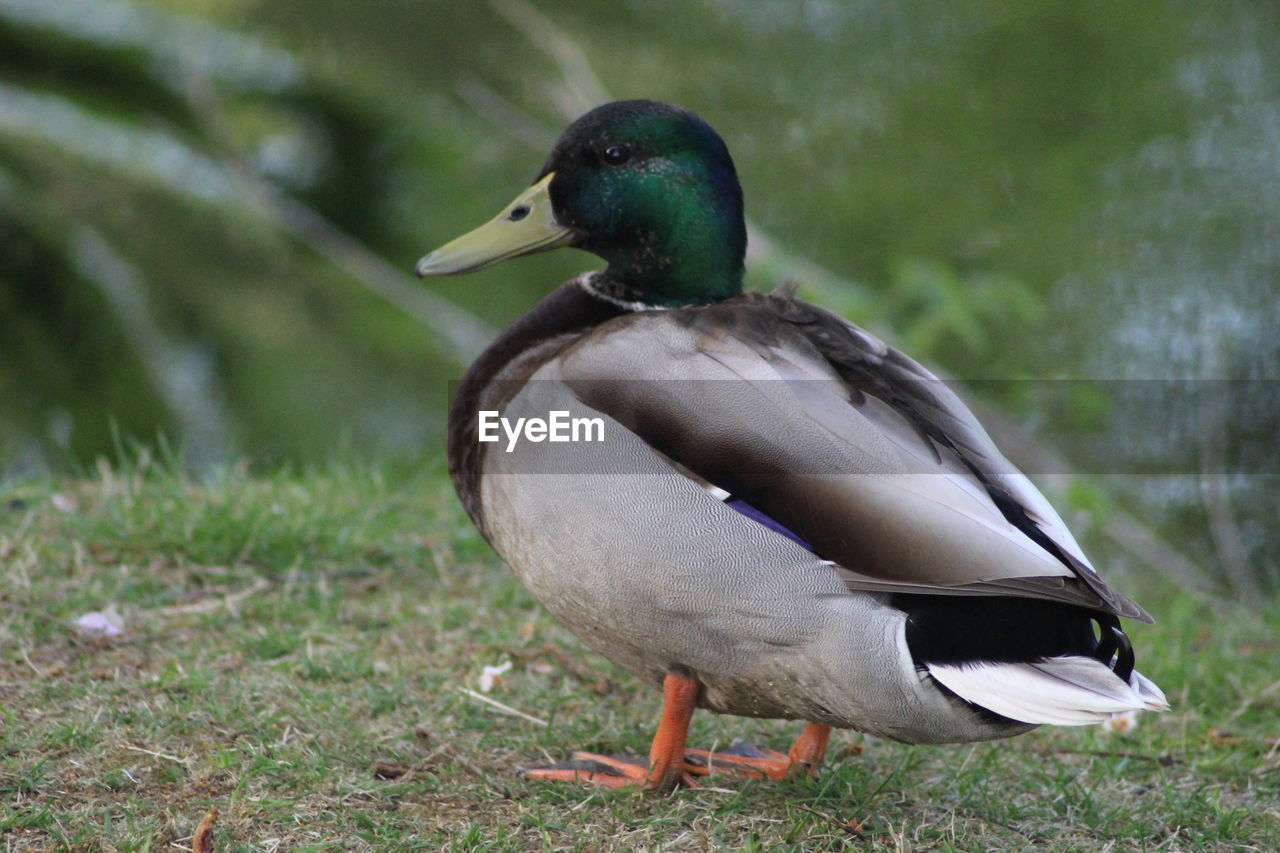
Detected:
[{"left": 1, "top": 458, "right": 1278, "bottom": 852}]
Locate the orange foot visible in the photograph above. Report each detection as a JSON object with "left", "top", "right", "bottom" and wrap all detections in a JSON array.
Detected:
[
  {"left": 525, "top": 751, "right": 700, "bottom": 789},
  {"left": 523, "top": 673, "right": 833, "bottom": 792},
  {"left": 684, "top": 724, "right": 831, "bottom": 782}
]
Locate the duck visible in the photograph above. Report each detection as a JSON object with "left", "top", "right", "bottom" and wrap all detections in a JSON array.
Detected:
[{"left": 416, "top": 99, "right": 1167, "bottom": 792}]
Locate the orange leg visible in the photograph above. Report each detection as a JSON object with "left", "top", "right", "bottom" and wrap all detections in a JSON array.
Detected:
[
  {"left": 645, "top": 672, "right": 702, "bottom": 791},
  {"left": 524, "top": 672, "right": 701, "bottom": 791},
  {"left": 786, "top": 722, "right": 832, "bottom": 778},
  {"left": 524, "top": 676, "right": 836, "bottom": 790}
]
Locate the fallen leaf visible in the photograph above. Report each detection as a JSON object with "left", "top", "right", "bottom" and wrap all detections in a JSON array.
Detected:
[
  {"left": 373, "top": 759, "right": 411, "bottom": 779},
  {"left": 193, "top": 806, "right": 218, "bottom": 853},
  {"left": 478, "top": 659, "right": 512, "bottom": 693},
  {"left": 51, "top": 492, "right": 78, "bottom": 513},
  {"left": 76, "top": 610, "right": 124, "bottom": 637},
  {"left": 1102, "top": 711, "right": 1138, "bottom": 734}
]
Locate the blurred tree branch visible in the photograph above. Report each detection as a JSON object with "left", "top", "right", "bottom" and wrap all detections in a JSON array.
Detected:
[{"left": 178, "top": 70, "right": 497, "bottom": 366}]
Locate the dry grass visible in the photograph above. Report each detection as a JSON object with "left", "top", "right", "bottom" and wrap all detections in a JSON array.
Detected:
[{"left": 2, "top": 460, "right": 1278, "bottom": 851}]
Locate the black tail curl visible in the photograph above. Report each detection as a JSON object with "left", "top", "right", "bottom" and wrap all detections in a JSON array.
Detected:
[{"left": 1093, "top": 616, "right": 1135, "bottom": 681}]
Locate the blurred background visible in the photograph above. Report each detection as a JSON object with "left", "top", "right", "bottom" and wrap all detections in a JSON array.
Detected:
[{"left": 1, "top": 0, "right": 1276, "bottom": 599}]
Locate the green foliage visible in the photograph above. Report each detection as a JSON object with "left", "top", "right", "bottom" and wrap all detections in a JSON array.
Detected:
[{"left": 887, "top": 257, "right": 1043, "bottom": 369}]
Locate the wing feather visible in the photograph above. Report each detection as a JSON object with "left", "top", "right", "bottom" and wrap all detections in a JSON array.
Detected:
[{"left": 554, "top": 293, "right": 1147, "bottom": 619}]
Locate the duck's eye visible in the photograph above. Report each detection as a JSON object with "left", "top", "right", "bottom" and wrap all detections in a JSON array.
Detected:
[{"left": 602, "top": 144, "right": 631, "bottom": 166}]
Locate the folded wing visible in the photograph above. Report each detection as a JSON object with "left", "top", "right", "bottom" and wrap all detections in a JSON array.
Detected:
[{"left": 556, "top": 292, "right": 1148, "bottom": 620}]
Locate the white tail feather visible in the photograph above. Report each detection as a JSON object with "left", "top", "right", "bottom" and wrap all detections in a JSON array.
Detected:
[
  {"left": 928, "top": 656, "right": 1167, "bottom": 726},
  {"left": 1129, "top": 669, "right": 1170, "bottom": 711}
]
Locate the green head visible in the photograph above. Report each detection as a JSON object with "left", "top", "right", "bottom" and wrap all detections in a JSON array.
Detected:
[{"left": 416, "top": 100, "right": 746, "bottom": 307}]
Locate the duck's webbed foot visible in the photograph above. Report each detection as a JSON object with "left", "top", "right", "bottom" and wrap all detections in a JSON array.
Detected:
[
  {"left": 523, "top": 673, "right": 703, "bottom": 792},
  {"left": 684, "top": 721, "right": 832, "bottom": 781},
  {"left": 524, "top": 752, "right": 699, "bottom": 790},
  {"left": 522, "top": 672, "right": 835, "bottom": 792}
]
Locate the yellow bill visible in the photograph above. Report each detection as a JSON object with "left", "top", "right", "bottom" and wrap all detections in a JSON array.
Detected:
[{"left": 415, "top": 172, "right": 574, "bottom": 277}]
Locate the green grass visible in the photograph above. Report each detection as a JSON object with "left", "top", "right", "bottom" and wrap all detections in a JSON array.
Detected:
[{"left": 1, "top": 460, "right": 1277, "bottom": 851}]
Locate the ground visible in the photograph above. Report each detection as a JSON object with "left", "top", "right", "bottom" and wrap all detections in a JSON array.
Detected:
[{"left": 1, "top": 460, "right": 1277, "bottom": 851}]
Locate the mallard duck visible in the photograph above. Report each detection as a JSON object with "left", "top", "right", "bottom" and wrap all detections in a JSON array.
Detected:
[{"left": 417, "top": 100, "right": 1166, "bottom": 791}]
